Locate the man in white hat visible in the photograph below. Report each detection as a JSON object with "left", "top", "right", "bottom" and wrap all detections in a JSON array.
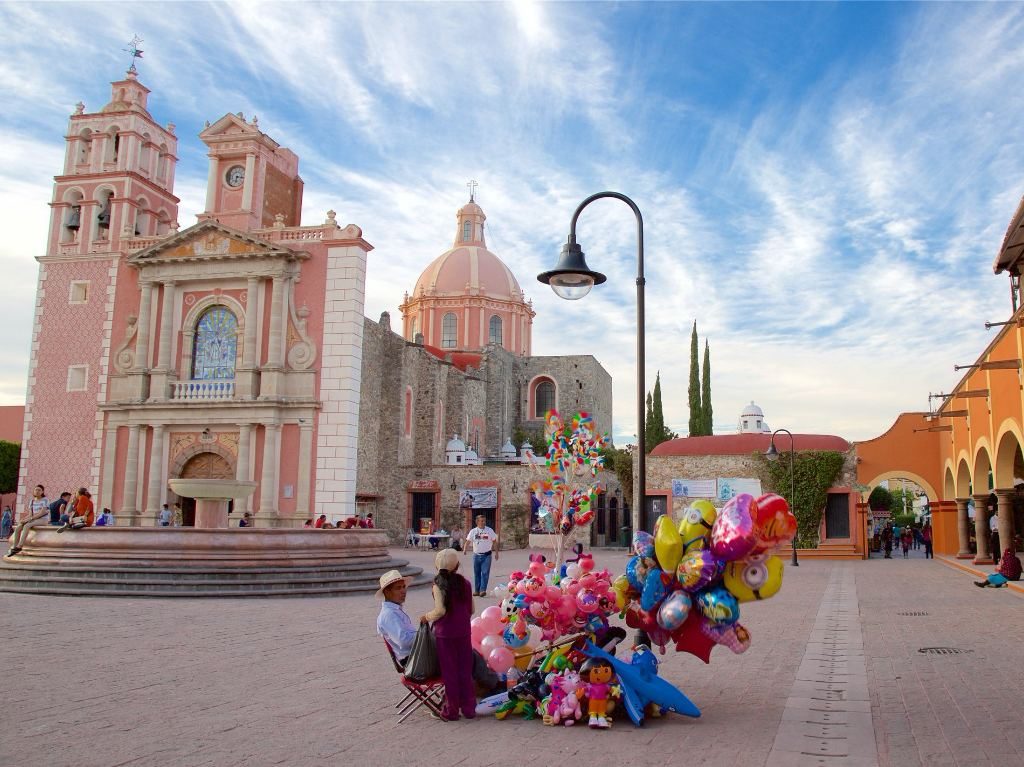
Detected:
[{"left": 376, "top": 569, "right": 416, "bottom": 662}]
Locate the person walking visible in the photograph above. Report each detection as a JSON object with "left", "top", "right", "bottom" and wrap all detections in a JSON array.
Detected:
[
  {"left": 465, "top": 514, "right": 499, "bottom": 596},
  {"left": 882, "top": 523, "right": 893, "bottom": 559},
  {"left": 922, "top": 523, "right": 934, "bottom": 559},
  {"left": 421, "top": 548, "right": 476, "bottom": 722},
  {"left": 900, "top": 527, "right": 912, "bottom": 558}
]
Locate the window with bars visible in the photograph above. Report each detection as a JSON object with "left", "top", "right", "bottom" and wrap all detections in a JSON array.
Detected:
[{"left": 441, "top": 312, "right": 457, "bottom": 348}]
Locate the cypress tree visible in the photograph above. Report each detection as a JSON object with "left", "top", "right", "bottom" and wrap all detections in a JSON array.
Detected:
[
  {"left": 701, "top": 339, "right": 713, "bottom": 435},
  {"left": 652, "top": 371, "right": 666, "bottom": 449},
  {"left": 645, "top": 391, "right": 655, "bottom": 453},
  {"left": 687, "top": 321, "right": 701, "bottom": 436}
]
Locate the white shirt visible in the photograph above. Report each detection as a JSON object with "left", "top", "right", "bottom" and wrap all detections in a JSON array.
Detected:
[
  {"left": 467, "top": 525, "right": 497, "bottom": 554},
  {"left": 990, "top": 514, "right": 999, "bottom": 532}
]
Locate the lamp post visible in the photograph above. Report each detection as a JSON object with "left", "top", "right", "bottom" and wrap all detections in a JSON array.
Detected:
[
  {"left": 765, "top": 428, "right": 798, "bottom": 566},
  {"left": 538, "top": 192, "right": 646, "bottom": 530}
]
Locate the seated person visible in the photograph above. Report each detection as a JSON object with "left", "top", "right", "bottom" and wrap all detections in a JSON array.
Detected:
[
  {"left": 975, "top": 548, "right": 1023, "bottom": 587},
  {"left": 365, "top": 513, "right": 375, "bottom": 529},
  {"left": 95, "top": 508, "right": 114, "bottom": 527},
  {"left": 376, "top": 570, "right": 501, "bottom": 695},
  {"left": 344, "top": 517, "right": 358, "bottom": 529}
]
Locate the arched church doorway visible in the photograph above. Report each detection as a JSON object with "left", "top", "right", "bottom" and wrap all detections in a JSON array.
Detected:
[{"left": 177, "top": 452, "right": 234, "bottom": 527}]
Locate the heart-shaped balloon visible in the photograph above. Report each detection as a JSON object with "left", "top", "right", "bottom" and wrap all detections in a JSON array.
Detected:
[
  {"left": 711, "top": 494, "right": 758, "bottom": 561},
  {"left": 751, "top": 493, "right": 797, "bottom": 555}
]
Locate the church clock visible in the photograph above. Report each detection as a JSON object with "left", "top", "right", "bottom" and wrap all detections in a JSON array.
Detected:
[{"left": 225, "top": 165, "right": 245, "bottom": 188}]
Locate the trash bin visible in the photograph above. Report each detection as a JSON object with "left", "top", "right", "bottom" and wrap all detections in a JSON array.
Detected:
[{"left": 619, "top": 525, "right": 632, "bottom": 548}]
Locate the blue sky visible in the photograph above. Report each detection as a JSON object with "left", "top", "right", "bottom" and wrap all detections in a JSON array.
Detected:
[{"left": 1, "top": 1, "right": 1023, "bottom": 446}]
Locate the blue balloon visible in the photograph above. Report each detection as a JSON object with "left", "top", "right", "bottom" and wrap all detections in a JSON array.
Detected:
[
  {"left": 641, "top": 568, "right": 668, "bottom": 612},
  {"left": 503, "top": 624, "right": 529, "bottom": 648},
  {"left": 696, "top": 586, "right": 740, "bottom": 625}
]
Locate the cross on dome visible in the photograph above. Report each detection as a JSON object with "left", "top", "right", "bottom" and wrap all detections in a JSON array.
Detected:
[{"left": 467, "top": 179, "right": 478, "bottom": 202}]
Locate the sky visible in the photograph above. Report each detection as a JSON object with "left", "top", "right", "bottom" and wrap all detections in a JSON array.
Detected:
[{"left": 1, "top": 1, "right": 1023, "bottom": 447}]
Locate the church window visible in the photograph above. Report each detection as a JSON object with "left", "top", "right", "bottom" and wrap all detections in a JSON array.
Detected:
[
  {"left": 534, "top": 379, "right": 555, "bottom": 418},
  {"left": 66, "top": 364, "right": 88, "bottom": 392},
  {"left": 442, "top": 312, "right": 457, "bottom": 348},
  {"left": 191, "top": 306, "right": 238, "bottom": 380},
  {"left": 489, "top": 315, "right": 502, "bottom": 345},
  {"left": 68, "top": 281, "right": 89, "bottom": 304},
  {"left": 462, "top": 221, "right": 471, "bottom": 242}
]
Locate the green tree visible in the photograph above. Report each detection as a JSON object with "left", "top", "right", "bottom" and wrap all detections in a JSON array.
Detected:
[
  {"left": 700, "top": 339, "right": 713, "bottom": 436},
  {"left": 645, "top": 371, "right": 675, "bottom": 453},
  {"left": 687, "top": 321, "right": 701, "bottom": 436},
  {"left": 0, "top": 440, "right": 20, "bottom": 496},
  {"left": 889, "top": 487, "right": 917, "bottom": 518},
  {"left": 600, "top": 446, "right": 633, "bottom": 502},
  {"left": 868, "top": 486, "right": 893, "bottom": 511}
]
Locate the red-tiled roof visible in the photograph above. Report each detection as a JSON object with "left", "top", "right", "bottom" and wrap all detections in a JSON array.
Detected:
[
  {"left": 651, "top": 432, "right": 850, "bottom": 456},
  {"left": 421, "top": 345, "right": 484, "bottom": 372},
  {"left": 0, "top": 405, "right": 24, "bottom": 443}
]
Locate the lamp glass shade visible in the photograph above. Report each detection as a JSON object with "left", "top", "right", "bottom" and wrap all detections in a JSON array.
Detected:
[
  {"left": 549, "top": 273, "right": 595, "bottom": 300},
  {"left": 765, "top": 442, "right": 780, "bottom": 461}
]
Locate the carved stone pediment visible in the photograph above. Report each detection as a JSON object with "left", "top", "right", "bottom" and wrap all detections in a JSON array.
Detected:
[{"left": 127, "top": 220, "right": 303, "bottom": 267}]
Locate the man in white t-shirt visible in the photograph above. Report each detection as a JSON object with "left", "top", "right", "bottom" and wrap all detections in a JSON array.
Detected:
[{"left": 464, "top": 514, "right": 499, "bottom": 596}]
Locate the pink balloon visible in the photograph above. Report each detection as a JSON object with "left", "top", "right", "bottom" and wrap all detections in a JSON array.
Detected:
[
  {"left": 545, "top": 585, "right": 562, "bottom": 602},
  {"left": 479, "top": 605, "right": 504, "bottom": 634},
  {"left": 480, "top": 634, "right": 504, "bottom": 654},
  {"left": 488, "top": 646, "right": 515, "bottom": 674},
  {"left": 711, "top": 494, "right": 758, "bottom": 561}
]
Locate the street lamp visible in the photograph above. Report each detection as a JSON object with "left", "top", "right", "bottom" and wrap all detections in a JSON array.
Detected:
[
  {"left": 765, "top": 428, "right": 798, "bottom": 566},
  {"left": 538, "top": 191, "right": 646, "bottom": 528}
]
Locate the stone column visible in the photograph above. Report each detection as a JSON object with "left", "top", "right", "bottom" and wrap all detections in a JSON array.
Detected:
[
  {"left": 147, "top": 281, "right": 177, "bottom": 401},
  {"left": 995, "top": 489, "right": 1017, "bottom": 561},
  {"left": 955, "top": 498, "right": 972, "bottom": 558},
  {"left": 261, "top": 277, "right": 284, "bottom": 397},
  {"left": 242, "top": 153, "right": 256, "bottom": 211},
  {"left": 133, "top": 281, "right": 154, "bottom": 371},
  {"left": 236, "top": 276, "right": 261, "bottom": 399},
  {"left": 258, "top": 423, "right": 281, "bottom": 522},
  {"left": 296, "top": 421, "right": 314, "bottom": 518},
  {"left": 122, "top": 425, "right": 142, "bottom": 523},
  {"left": 237, "top": 424, "right": 253, "bottom": 513},
  {"left": 100, "top": 425, "right": 118, "bottom": 515},
  {"left": 144, "top": 424, "right": 166, "bottom": 521},
  {"left": 180, "top": 330, "right": 195, "bottom": 382},
  {"left": 972, "top": 493, "right": 992, "bottom": 564},
  {"left": 205, "top": 158, "right": 219, "bottom": 212}
]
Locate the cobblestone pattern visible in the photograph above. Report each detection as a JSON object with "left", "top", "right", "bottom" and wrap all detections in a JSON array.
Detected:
[{"left": 5, "top": 545, "right": 1017, "bottom": 764}]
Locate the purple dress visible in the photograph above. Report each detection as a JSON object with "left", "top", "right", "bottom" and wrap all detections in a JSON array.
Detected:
[{"left": 434, "top": 574, "right": 475, "bottom": 719}]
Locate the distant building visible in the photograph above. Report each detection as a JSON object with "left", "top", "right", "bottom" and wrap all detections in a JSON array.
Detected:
[{"left": 737, "top": 401, "right": 771, "bottom": 434}]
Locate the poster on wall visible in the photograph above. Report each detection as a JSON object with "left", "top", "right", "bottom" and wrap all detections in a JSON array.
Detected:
[
  {"left": 459, "top": 487, "right": 498, "bottom": 509},
  {"left": 716, "top": 477, "right": 762, "bottom": 501},
  {"left": 671, "top": 478, "right": 717, "bottom": 498}
]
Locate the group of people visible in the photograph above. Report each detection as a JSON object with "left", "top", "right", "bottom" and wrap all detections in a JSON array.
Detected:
[
  {"left": 303, "top": 513, "right": 375, "bottom": 529},
  {"left": 4, "top": 484, "right": 103, "bottom": 556},
  {"left": 879, "top": 522, "right": 933, "bottom": 559}
]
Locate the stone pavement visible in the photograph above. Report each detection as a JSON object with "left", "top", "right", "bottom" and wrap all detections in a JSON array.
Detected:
[{"left": 0, "top": 546, "right": 1021, "bottom": 767}]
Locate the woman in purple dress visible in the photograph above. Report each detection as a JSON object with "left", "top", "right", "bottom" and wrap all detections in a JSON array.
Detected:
[{"left": 421, "top": 548, "right": 476, "bottom": 721}]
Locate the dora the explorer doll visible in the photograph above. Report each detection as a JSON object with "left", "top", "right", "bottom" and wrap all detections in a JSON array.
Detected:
[{"left": 578, "top": 656, "right": 616, "bottom": 729}]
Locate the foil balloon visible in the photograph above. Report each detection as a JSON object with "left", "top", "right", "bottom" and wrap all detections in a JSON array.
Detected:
[
  {"left": 701, "top": 621, "right": 751, "bottom": 654},
  {"left": 676, "top": 549, "right": 724, "bottom": 593},
  {"left": 576, "top": 588, "right": 600, "bottom": 614},
  {"left": 751, "top": 493, "right": 797, "bottom": 555},
  {"left": 640, "top": 568, "right": 669, "bottom": 612},
  {"left": 710, "top": 494, "right": 758, "bottom": 561},
  {"left": 678, "top": 500, "right": 717, "bottom": 553},
  {"left": 503, "top": 624, "right": 530, "bottom": 648},
  {"left": 723, "top": 555, "right": 784, "bottom": 602},
  {"left": 696, "top": 586, "right": 740, "bottom": 625},
  {"left": 624, "top": 602, "right": 659, "bottom": 632},
  {"left": 654, "top": 513, "right": 684, "bottom": 572},
  {"left": 625, "top": 555, "right": 653, "bottom": 592},
  {"left": 632, "top": 530, "right": 656, "bottom": 559},
  {"left": 657, "top": 590, "right": 692, "bottom": 631},
  {"left": 612, "top": 574, "right": 634, "bottom": 611}
]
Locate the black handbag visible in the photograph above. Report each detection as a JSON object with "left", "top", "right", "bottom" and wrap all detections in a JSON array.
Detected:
[{"left": 404, "top": 623, "right": 441, "bottom": 681}]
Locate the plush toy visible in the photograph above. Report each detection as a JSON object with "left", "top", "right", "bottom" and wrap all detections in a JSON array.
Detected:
[{"left": 578, "top": 656, "right": 617, "bottom": 729}]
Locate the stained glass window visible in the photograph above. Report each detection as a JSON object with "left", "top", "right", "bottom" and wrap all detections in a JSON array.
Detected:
[{"left": 192, "top": 307, "right": 237, "bottom": 380}]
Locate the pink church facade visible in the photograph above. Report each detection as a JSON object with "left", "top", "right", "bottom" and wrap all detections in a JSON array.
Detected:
[{"left": 17, "top": 71, "right": 370, "bottom": 526}]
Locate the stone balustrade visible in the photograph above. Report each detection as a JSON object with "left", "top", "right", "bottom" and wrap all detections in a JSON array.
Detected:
[{"left": 171, "top": 379, "right": 235, "bottom": 401}]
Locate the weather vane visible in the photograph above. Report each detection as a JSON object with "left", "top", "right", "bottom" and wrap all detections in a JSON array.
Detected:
[
  {"left": 467, "top": 179, "right": 478, "bottom": 202},
  {"left": 124, "top": 35, "right": 144, "bottom": 73}
]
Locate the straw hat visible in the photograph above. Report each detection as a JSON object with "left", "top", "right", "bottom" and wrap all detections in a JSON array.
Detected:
[{"left": 375, "top": 569, "right": 412, "bottom": 599}]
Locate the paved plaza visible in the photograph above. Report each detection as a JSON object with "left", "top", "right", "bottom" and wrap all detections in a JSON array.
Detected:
[{"left": 1, "top": 547, "right": 1022, "bottom": 767}]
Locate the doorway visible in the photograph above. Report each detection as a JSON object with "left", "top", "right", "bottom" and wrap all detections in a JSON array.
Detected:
[
  {"left": 410, "top": 492, "right": 436, "bottom": 533},
  {"left": 177, "top": 451, "right": 235, "bottom": 527}
]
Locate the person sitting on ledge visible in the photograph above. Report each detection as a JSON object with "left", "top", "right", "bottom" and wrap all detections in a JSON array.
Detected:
[
  {"left": 55, "top": 488, "right": 95, "bottom": 535},
  {"left": 975, "top": 548, "right": 1023, "bottom": 588},
  {"left": 376, "top": 569, "right": 501, "bottom": 696},
  {"left": 303, "top": 518, "right": 313, "bottom": 528}
]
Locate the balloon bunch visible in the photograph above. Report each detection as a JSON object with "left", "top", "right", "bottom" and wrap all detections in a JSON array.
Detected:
[
  {"left": 613, "top": 493, "right": 797, "bottom": 662},
  {"left": 531, "top": 410, "right": 609, "bottom": 569},
  {"left": 472, "top": 552, "right": 620, "bottom": 673}
]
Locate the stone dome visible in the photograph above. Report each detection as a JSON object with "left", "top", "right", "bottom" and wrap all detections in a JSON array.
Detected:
[{"left": 413, "top": 247, "right": 523, "bottom": 301}]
